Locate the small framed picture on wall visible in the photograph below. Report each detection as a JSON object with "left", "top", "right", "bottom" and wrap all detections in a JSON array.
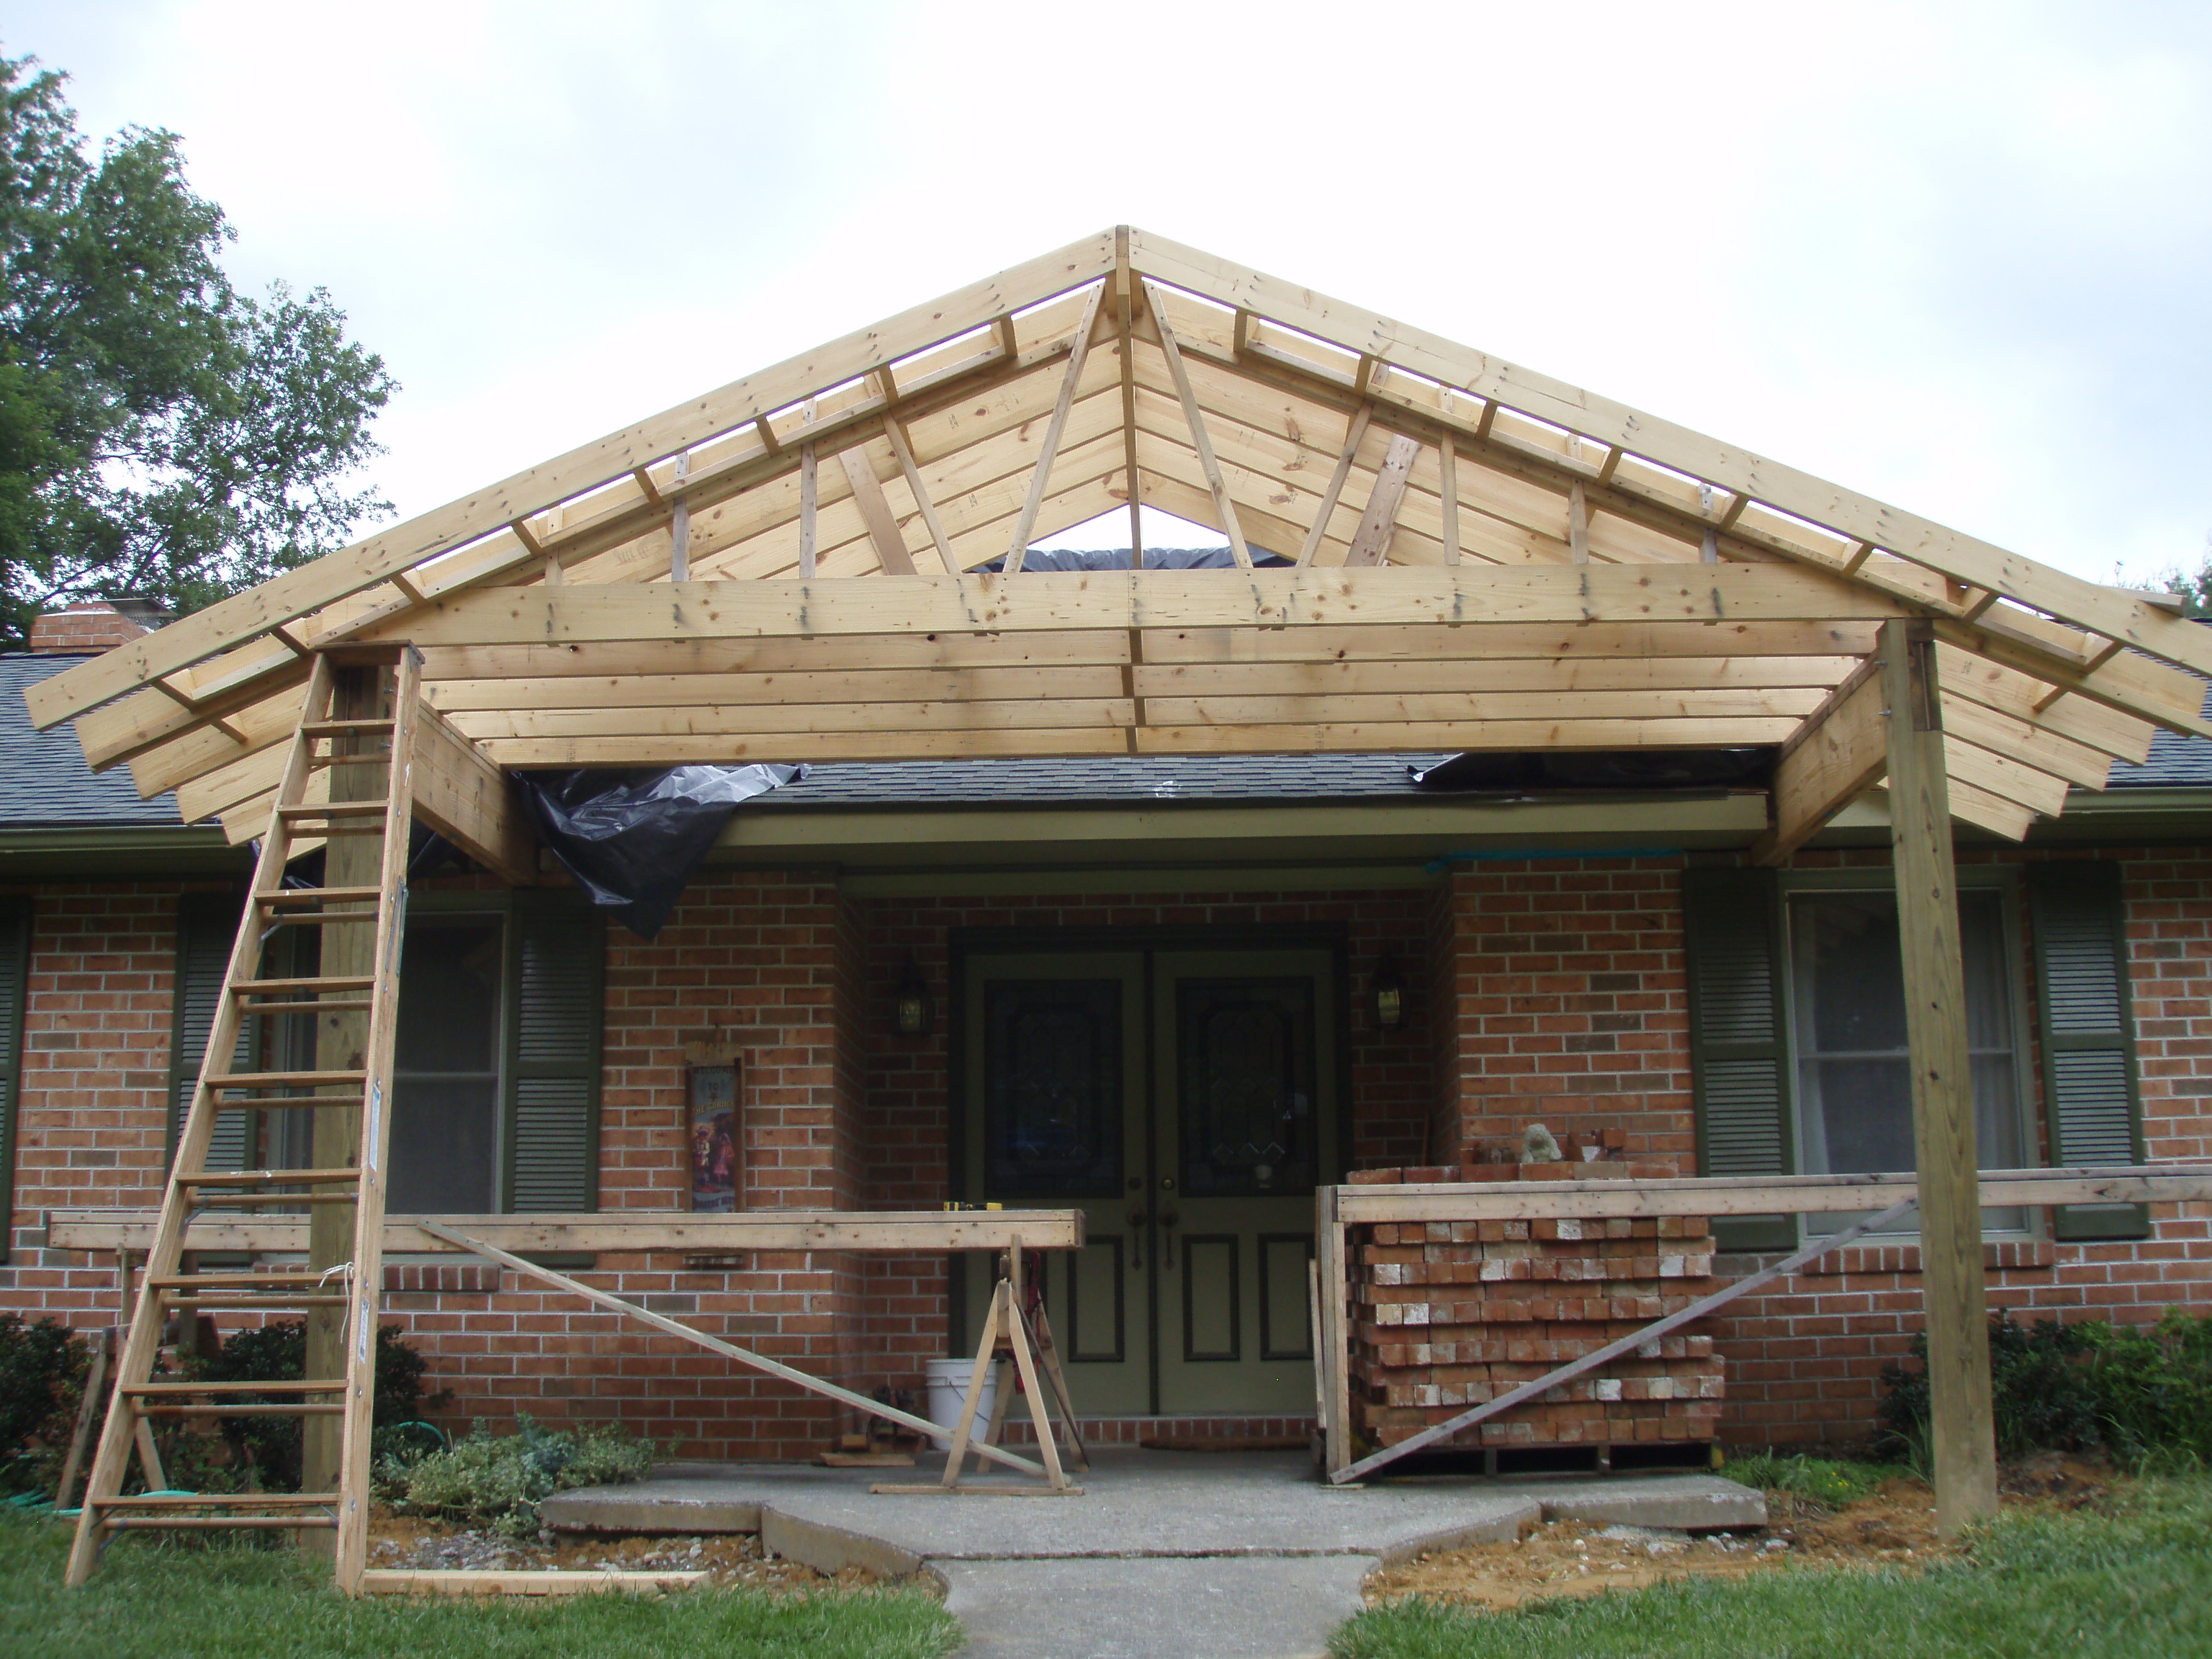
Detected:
[{"left": 684, "top": 1043, "right": 742, "bottom": 1213}]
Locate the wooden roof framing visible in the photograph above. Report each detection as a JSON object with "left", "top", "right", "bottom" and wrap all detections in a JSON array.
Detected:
[{"left": 25, "top": 227, "right": 2211, "bottom": 856}]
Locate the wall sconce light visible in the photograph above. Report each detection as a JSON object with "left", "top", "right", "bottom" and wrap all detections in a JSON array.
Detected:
[
  {"left": 895, "top": 958, "right": 931, "bottom": 1035},
  {"left": 1372, "top": 957, "right": 1406, "bottom": 1030}
]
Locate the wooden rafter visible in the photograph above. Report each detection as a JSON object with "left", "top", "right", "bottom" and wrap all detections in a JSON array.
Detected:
[
  {"left": 1141, "top": 279, "right": 1252, "bottom": 569},
  {"left": 1006, "top": 282, "right": 1107, "bottom": 572},
  {"left": 837, "top": 445, "right": 916, "bottom": 575},
  {"left": 1343, "top": 433, "right": 1421, "bottom": 567},
  {"left": 1295, "top": 405, "right": 1374, "bottom": 567}
]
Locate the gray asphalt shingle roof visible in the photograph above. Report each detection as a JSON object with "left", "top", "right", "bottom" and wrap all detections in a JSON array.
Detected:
[
  {"left": 0, "top": 654, "right": 176, "bottom": 827},
  {"left": 2107, "top": 684, "right": 2212, "bottom": 788}
]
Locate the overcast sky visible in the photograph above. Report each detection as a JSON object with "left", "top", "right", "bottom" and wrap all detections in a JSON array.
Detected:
[{"left": 11, "top": 1, "right": 2209, "bottom": 582}]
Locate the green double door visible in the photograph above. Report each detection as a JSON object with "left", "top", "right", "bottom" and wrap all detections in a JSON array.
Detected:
[{"left": 957, "top": 947, "right": 1339, "bottom": 1418}]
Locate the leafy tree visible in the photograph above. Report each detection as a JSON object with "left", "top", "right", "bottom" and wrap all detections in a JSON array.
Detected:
[{"left": 0, "top": 53, "right": 395, "bottom": 644}]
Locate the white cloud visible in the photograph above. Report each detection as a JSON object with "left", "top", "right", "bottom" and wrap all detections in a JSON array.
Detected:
[{"left": 11, "top": 0, "right": 2209, "bottom": 585}]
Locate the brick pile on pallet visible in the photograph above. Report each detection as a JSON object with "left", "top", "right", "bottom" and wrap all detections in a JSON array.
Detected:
[{"left": 1346, "top": 1161, "right": 1723, "bottom": 1455}]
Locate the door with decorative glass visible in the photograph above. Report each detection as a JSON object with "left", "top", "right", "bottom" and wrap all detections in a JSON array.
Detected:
[
  {"left": 959, "top": 953, "right": 1151, "bottom": 1412},
  {"left": 1151, "top": 949, "right": 1336, "bottom": 1414},
  {"left": 957, "top": 945, "right": 1338, "bottom": 1419}
]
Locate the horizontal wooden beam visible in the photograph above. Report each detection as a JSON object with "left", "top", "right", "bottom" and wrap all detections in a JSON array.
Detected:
[
  {"left": 348, "top": 565, "right": 1907, "bottom": 652},
  {"left": 410, "top": 707, "right": 537, "bottom": 884},
  {"left": 1750, "top": 657, "right": 1888, "bottom": 866},
  {"left": 45, "top": 1207, "right": 1086, "bottom": 1255},
  {"left": 1333, "top": 1162, "right": 2212, "bottom": 1224}
]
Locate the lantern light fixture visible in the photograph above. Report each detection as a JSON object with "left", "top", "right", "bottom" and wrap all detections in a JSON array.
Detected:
[
  {"left": 1373, "top": 957, "right": 1406, "bottom": 1030},
  {"left": 895, "top": 958, "right": 931, "bottom": 1035}
]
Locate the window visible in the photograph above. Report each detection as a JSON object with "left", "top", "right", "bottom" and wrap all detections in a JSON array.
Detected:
[
  {"left": 390, "top": 915, "right": 505, "bottom": 1213},
  {"left": 1686, "top": 865, "right": 2148, "bottom": 1249},
  {"left": 1785, "top": 886, "right": 2026, "bottom": 1231}
]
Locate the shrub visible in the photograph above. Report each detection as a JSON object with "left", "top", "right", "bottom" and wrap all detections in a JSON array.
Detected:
[
  {"left": 181, "top": 1320, "right": 451, "bottom": 1491},
  {"left": 0, "top": 1316, "right": 89, "bottom": 1496},
  {"left": 373, "top": 1415, "right": 655, "bottom": 1538},
  {"left": 1881, "top": 1309, "right": 2212, "bottom": 1464}
]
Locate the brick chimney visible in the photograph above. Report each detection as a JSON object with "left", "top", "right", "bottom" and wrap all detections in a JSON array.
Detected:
[{"left": 26, "top": 598, "right": 169, "bottom": 654}]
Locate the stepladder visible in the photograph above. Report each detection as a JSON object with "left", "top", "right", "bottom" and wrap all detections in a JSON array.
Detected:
[
  {"left": 67, "top": 647, "right": 422, "bottom": 1591},
  {"left": 873, "top": 1244, "right": 1089, "bottom": 1496}
]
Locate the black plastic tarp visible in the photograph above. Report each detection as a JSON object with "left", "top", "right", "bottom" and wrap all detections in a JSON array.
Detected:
[
  {"left": 1408, "top": 750, "right": 1772, "bottom": 792},
  {"left": 518, "top": 765, "right": 801, "bottom": 941}
]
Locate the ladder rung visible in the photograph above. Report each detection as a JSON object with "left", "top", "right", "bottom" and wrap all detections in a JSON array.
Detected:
[
  {"left": 104, "top": 1514, "right": 338, "bottom": 1530},
  {"left": 256, "top": 886, "right": 385, "bottom": 907},
  {"left": 191, "top": 1192, "right": 359, "bottom": 1207},
  {"left": 302, "top": 719, "right": 395, "bottom": 737},
  {"left": 150, "top": 1272, "right": 347, "bottom": 1291},
  {"left": 184, "top": 1167, "right": 364, "bottom": 1187},
  {"left": 125, "top": 1379, "right": 349, "bottom": 1397},
  {"left": 235, "top": 976, "right": 375, "bottom": 995},
  {"left": 97, "top": 1492, "right": 343, "bottom": 1509},
  {"left": 253, "top": 910, "right": 380, "bottom": 927},
  {"left": 132, "top": 1401, "right": 348, "bottom": 1416},
  {"left": 210, "top": 1069, "right": 367, "bottom": 1091},
  {"left": 239, "top": 997, "right": 374, "bottom": 1014},
  {"left": 279, "top": 800, "right": 390, "bottom": 819},
  {"left": 158, "top": 1293, "right": 352, "bottom": 1307}
]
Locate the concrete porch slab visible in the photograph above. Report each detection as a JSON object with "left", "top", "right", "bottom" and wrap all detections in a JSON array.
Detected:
[
  {"left": 539, "top": 1453, "right": 1763, "bottom": 1659},
  {"left": 541, "top": 1449, "right": 1763, "bottom": 1560}
]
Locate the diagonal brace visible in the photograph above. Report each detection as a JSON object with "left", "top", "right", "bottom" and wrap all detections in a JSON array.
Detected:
[{"left": 421, "top": 1221, "right": 1046, "bottom": 1478}]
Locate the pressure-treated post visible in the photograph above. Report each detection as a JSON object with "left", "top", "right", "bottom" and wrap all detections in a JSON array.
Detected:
[{"left": 1879, "top": 618, "right": 1998, "bottom": 1534}]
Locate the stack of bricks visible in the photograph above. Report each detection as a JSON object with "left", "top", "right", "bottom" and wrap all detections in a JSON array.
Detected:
[{"left": 1346, "top": 1159, "right": 1723, "bottom": 1455}]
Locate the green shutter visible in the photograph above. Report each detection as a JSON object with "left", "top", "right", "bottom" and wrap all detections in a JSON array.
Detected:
[
  {"left": 1683, "top": 868, "right": 1797, "bottom": 1251},
  {"left": 503, "top": 892, "right": 603, "bottom": 1213},
  {"left": 0, "top": 900, "right": 32, "bottom": 1266},
  {"left": 168, "top": 894, "right": 257, "bottom": 1173},
  {"left": 2028, "top": 863, "right": 2149, "bottom": 1241}
]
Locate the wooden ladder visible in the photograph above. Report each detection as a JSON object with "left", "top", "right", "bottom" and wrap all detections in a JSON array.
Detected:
[{"left": 67, "top": 647, "right": 421, "bottom": 1591}]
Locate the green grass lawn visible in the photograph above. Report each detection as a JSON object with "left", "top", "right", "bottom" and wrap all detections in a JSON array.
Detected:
[
  {"left": 0, "top": 1507, "right": 962, "bottom": 1659},
  {"left": 1333, "top": 1473, "right": 2212, "bottom": 1659}
]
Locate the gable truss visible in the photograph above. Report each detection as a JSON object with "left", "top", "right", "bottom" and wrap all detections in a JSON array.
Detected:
[{"left": 26, "top": 228, "right": 2210, "bottom": 859}]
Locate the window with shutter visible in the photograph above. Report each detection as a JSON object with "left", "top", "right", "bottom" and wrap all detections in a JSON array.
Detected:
[
  {"left": 1682, "top": 868, "right": 1795, "bottom": 1251},
  {"left": 0, "top": 900, "right": 30, "bottom": 1265},
  {"left": 504, "top": 892, "right": 604, "bottom": 1214},
  {"left": 2028, "top": 863, "right": 2149, "bottom": 1241},
  {"left": 168, "top": 894, "right": 256, "bottom": 1173}
]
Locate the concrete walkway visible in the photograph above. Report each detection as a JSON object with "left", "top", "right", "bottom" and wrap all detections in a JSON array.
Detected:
[{"left": 543, "top": 1451, "right": 1765, "bottom": 1659}]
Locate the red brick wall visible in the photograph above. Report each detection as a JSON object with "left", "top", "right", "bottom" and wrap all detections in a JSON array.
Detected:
[
  {"left": 1432, "top": 858, "right": 1694, "bottom": 1169},
  {"left": 1, "top": 887, "right": 183, "bottom": 1311},
  {"left": 10, "top": 850, "right": 2209, "bottom": 1462}
]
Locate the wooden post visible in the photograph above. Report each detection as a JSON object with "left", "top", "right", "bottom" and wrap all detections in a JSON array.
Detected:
[
  {"left": 1879, "top": 617, "right": 1998, "bottom": 1534},
  {"left": 301, "top": 662, "right": 390, "bottom": 1547}
]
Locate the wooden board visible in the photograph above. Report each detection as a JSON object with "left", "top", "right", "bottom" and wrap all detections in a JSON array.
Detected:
[
  {"left": 1330, "top": 1163, "right": 2212, "bottom": 1224},
  {"left": 45, "top": 1208, "right": 1087, "bottom": 1255}
]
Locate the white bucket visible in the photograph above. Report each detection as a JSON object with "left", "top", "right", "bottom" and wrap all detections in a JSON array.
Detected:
[{"left": 924, "top": 1357, "right": 999, "bottom": 1451}]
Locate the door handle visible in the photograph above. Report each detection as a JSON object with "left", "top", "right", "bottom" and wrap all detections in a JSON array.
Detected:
[
  {"left": 1127, "top": 1206, "right": 1148, "bottom": 1268},
  {"left": 1160, "top": 1208, "right": 1180, "bottom": 1269}
]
